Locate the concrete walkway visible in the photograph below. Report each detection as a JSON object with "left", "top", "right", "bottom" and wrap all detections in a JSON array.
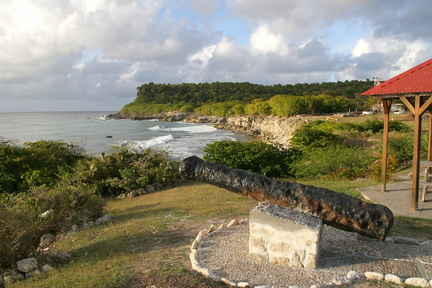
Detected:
[{"left": 358, "top": 181, "right": 432, "bottom": 220}]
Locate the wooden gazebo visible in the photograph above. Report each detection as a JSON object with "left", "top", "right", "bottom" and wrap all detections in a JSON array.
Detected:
[{"left": 362, "top": 58, "right": 432, "bottom": 211}]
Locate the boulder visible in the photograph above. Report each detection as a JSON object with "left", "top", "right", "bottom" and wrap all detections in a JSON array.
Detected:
[
  {"left": 39, "top": 233, "right": 55, "bottom": 249},
  {"left": 3, "top": 270, "right": 24, "bottom": 283},
  {"left": 16, "top": 258, "right": 38, "bottom": 273}
]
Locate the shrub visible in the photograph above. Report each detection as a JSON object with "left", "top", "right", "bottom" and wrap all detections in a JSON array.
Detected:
[
  {"left": 0, "top": 140, "right": 88, "bottom": 194},
  {"left": 368, "top": 154, "right": 398, "bottom": 182},
  {"left": 0, "top": 184, "right": 104, "bottom": 269},
  {"left": 292, "top": 146, "right": 374, "bottom": 180},
  {"left": 203, "top": 140, "right": 301, "bottom": 178},
  {"left": 64, "top": 149, "right": 180, "bottom": 197},
  {"left": 290, "top": 124, "right": 346, "bottom": 149},
  {"left": 336, "top": 118, "right": 410, "bottom": 133},
  {"left": 387, "top": 133, "right": 414, "bottom": 164}
]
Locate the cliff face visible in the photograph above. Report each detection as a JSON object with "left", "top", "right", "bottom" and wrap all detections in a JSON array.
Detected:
[
  {"left": 212, "top": 115, "right": 303, "bottom": 147},
  {"left": 110, "top": 111, "right": 304, "bottom": 146}
]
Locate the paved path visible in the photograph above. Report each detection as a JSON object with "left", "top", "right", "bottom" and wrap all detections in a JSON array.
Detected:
[
  {"left": 194, "top": 182, "right": 432, "bottom": 287},
  {"left": 196, "top": 223, "right": 432, "bottom": 287},
  {"left": 358, "top": 181, "right": 432, "bottom": 220}
]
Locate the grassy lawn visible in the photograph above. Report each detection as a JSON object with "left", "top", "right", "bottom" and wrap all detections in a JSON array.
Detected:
[{"left": 8, "top": 179, "right": 431, "bottom": 288}]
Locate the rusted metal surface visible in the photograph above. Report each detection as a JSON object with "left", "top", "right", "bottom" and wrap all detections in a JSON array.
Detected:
[{"left": 179, "top": 156, "right": 393, "bottom": 241}]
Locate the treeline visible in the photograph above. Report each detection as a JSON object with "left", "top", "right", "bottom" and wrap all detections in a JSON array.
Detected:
[{"left": 120, "top": 81, "right": 375, "bottom": 117}]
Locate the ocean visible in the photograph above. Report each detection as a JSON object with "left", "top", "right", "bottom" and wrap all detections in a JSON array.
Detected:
[{"left": 0, "top": 111, "right": 251, "bottom": 159}]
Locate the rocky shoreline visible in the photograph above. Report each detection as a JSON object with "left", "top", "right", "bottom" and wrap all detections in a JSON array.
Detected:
[{"left": 107, "top": 112, "right": 310, "bottom": 146}]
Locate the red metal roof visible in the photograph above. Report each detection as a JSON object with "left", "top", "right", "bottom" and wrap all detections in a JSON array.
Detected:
[{"left": 362, "top": 58, "right": 432, "bottom": 96}]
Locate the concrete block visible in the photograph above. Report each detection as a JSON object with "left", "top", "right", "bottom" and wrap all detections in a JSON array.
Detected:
[{"left": 248, "top": 202, "right": 323, "bottom": 269}]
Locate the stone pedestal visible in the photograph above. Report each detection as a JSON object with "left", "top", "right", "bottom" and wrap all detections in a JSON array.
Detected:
[{"left": 248, "top": 202, "right": 323, "bottom": 269}]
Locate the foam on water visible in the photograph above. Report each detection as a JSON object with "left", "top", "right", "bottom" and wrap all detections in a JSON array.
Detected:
[
  {"left": 148, "top": 125, "right": 163, "bottom": 131},
  {"left": 119, "top": 134, "right": 176, "bottom": 150},
  {"left": 0, "top": 112, "right": 252, "bottom": 158},
  {"left": 159, "top": 124, "right": 217, "bottom": 133}
]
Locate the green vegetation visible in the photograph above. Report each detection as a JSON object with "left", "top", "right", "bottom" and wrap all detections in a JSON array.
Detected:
[
  {"left": 0, "top": 140, "right": 88, "bottom": 194},
  {"left": 1, "top": 78, "right": 428, "bottom": 286},
  {"left": 203, "top": 141, "right": 301, "bottom": 178},
  {"left": 120, "top": 81, "right": 375, "bottom": 117},
  {"left": 61, "top": 149, "right": 179, "bottom": 197},
  {"left": 0, "top": 141, "right": 179, "bottom": 270},
  {"left": 203, "top": 118, "right": 414, "bottom": 181},
  {"left": 6, "top": 182, "right": 431, "bottom": 288}
]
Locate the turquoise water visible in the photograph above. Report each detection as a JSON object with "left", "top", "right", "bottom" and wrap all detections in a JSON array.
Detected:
[{"left": 0, "top": 111, "right": 250, "bottom": 158}]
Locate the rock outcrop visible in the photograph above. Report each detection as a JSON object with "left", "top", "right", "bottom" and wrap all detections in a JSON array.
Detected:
[
  {"left": 213, "top": 115, "right": 304, "bottom": 146},
  {"left": 110, "top": 112, "right": 307, "bottom": 146}
]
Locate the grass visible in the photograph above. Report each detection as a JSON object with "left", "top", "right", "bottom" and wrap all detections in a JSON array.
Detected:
[
  {"left": 8, "top": 181, "right": 256, "bottom": 288},
  {"left": 7, "top": 179, "right": 432, "bottom": 287}
]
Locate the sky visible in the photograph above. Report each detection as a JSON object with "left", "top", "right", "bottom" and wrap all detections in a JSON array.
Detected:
[{"left": 1, "top": 0, "right": 432, "bottom": 112}]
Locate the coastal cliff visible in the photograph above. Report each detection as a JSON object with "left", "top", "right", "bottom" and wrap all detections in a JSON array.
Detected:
[
  {"left": 211, "top": 115, "right": 303, "bottom": 146},
  {"left": 183, "top": 114, "right": 305, "bottom": 146},
  {"left": 109, "top": 112, "right": 305, "bottom": 146}
]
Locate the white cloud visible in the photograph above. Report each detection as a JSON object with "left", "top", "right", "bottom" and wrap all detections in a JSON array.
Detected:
[
  {"left": 250, "top": 25, "right": 288, "bottom": 55},
  {"left": 0, "top": 0, "right": 431, "bottom": 111}
]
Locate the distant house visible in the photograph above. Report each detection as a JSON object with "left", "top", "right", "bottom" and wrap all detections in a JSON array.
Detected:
[{"left": 390, "top": 103, "right": 406, "bottom": 114}]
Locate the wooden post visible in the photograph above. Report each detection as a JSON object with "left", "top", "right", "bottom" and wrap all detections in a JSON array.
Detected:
[
  {"left": 411, "top": 97, "right": 422, "bottom": 211},
  {"left": 429, "top": 112, "right": 432, "bottom": 162},
  {"left": 381, "top": 99, "right": 391, "bottom": 192}
]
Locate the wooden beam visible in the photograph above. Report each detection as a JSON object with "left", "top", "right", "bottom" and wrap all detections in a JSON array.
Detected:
[
  {"left": 411, "top": 96, "right": 422, "bottom": 211},
  {"left": 400, "top": 96, "right": 415, "bottom": 114},
  {"left": 381, "top": 99, "right": 391, "bottom": 192},
  {"left": 419, "top": 96, "right": 432, "bottom": 115},
  {"left": 429, "top": 112, "right": 432, "bottom": 162}
]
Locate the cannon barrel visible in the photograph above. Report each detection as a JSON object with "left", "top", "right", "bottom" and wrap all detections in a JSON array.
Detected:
[{"left": 179, "top": 156, "right": 393, "bottom": 241}]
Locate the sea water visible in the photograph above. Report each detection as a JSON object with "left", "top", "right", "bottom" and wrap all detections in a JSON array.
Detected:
[{"left": 0, "top": 111, "right": 251, "bottom": 159}]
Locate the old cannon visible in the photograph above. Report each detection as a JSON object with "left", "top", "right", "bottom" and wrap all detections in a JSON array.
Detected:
[{"left": 179, "top": 156, "right": 393, "bottom": 241}]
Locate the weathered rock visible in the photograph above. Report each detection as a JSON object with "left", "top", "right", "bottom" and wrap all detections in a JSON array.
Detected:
[
  {"left": 364, "top": 272, "right": 384, "bottom": 281},
  {"left": 333, "top": 277, "right": 351, "bottom": 285},
  {"left": 0, "top": 275, "right": 4, "bottom": 287},
  {"left": 179, "top": 156, "right": 394, "bottom": 241},
  {"left": 42, "top": 264, "right": 54, "bottom": 272},
  {"left": 145, "top": 184, "right": 156, "bottom": 193},
  {"left": 384, "top": 274, "right": 403, "bottom": 284},
  {"left": 226, "top": 219, "right": 239, "bottom": 227},
  {"left": 3, "top": 270, "right": 24, "bottom": 283},
  {"left": 95, "top": 214, "right": 112, "bottom": 225},
  {"left": 405, "top": 277, "right": 430, "bottom": 287},
  {"left": 127, "top": 191, "right": 139, "bottom": 198},
  {"left": 25, "top": 269, "right": 42, "bottom": 279},
  {"left": 213, "top": 115, "right": 302, "bottom": 146},
  {"left": 39, "top": 233, "right": 55, "bottom": 249},
  {"left": 420, "top": 240, "right": 432, "bottom": 246},
  {"left": 393, "top": 236, "right": 419, "bottom": 245},
  {"left": 347, "top": 271, "right": 363, "bottom": 280},
  {"left": 136, "top": 188, "right": 148, "bottom": 195},
  {"left": 16, "top": 258, "right": 38, "bottom": 273}
]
